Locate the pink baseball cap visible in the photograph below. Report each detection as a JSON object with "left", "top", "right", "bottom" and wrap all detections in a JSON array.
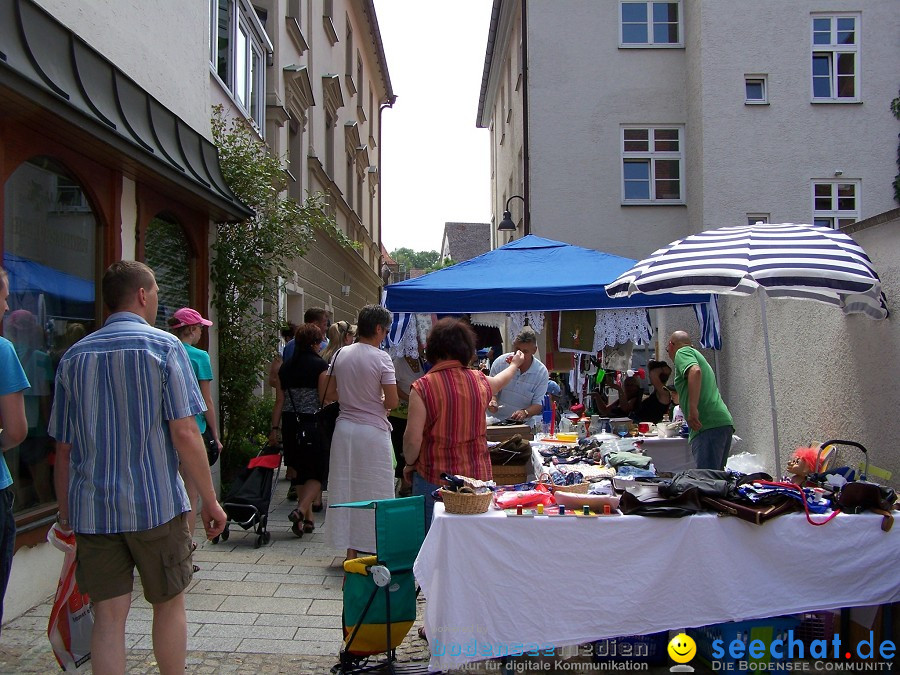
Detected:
[{"left": 170, "top": 307, "right": 212, "bottom": 328}]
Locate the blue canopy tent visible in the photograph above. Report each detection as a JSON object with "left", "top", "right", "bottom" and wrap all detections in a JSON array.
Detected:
[
  {"left": 384, "top": 235, "right": 714, "bottom": 314},
  {"left": 4, "top": 253, "right": 95, "bottom": 321}
]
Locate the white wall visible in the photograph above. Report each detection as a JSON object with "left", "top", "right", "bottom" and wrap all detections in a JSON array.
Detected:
[
  {"left": 720, "top": 213, "right": 900, "bottom": 482},
  {"left": 524, "top": 1, "right": 690, "bottom": 259},
  {"left": 34, "top": 0, "right": 212, "bottom": 135},
  {"left": 691, "top": 0, "right": 900, "bottom": 228}
]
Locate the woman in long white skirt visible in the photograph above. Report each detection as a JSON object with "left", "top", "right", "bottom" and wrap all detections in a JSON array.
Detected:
[{"left": 322, "top": 305, "right": 398, "bottom": 559}]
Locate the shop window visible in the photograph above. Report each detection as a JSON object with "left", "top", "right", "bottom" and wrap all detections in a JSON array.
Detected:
[
  {"left": 145, "top": 215, "right": 192, "bottom": 329},
  {"left": 3, "top": 157, "right": 98, "bottom": 517}
]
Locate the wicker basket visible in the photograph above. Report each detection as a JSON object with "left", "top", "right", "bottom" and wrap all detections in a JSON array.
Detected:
[
  {"left": 440, "top": 487, "right": 492, "bottom": 515},
  {"left": 536, "top": 473, "right": 590, "bottom": 494},
  {"left": 491, "top": 462, "right": 529, "bottom": 486}
]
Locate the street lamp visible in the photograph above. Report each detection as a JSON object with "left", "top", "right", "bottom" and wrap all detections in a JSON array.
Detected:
[{"left": 498, "top": 194, "right": 525, "bottom": 232}]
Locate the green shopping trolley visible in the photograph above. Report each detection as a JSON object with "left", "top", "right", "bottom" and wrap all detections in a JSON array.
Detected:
[{"left": 330, "top": 496, "right": 427, "bottom": 674}]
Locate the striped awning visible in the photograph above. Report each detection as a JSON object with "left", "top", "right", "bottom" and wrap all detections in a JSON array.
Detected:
[{"left": 605, "top": 223, "right": 887, "bottom": 320}]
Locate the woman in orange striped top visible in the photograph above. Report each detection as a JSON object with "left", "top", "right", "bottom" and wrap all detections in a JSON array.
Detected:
[{"left": 402, "top": 318, "right": 524, "bottom": 529}]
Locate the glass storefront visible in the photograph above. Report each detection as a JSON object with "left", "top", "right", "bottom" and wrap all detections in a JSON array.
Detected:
[
  {"left": 2, "top": 157, "right": 97, "bottom": 516},
  {"left": 145, "top": 215, "right": 192, "bottom": 329}
]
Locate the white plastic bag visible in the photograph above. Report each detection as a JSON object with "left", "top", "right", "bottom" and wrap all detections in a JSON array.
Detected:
[
  {"left": 725, "top": 451, "right": 765, "bottom": 475},
  {"left": 47, "top": 523, "right": 93, "bottom": 671}
]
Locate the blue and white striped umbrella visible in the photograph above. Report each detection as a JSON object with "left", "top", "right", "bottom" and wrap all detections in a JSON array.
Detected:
[
  {"left": 604, "top": 223, "right": 887, "bottom": 477},
  {"left": 605, "top": 223, "right": 887, "bottom": 319}
]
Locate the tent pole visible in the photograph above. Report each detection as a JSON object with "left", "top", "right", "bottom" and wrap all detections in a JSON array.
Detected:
[{"left": 758, "top": 289, "right": 781, "bottom": 478}]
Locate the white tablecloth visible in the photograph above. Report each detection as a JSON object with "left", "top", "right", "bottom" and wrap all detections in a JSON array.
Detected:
[{"left": 413, "top": 504, "right": 900, "bottom": 671}]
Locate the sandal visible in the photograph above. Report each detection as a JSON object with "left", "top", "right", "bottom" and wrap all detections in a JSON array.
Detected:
[
  {"left": 192, "top": 564, "right": 200, "bottom": 574},
  {"left": 311, "top": 501, "right": 323, "bottom": 513},
  {"left": 302, "top": 519, "right": 315, "bottom": 534},
  {"left": 288, "top": 508, "right": 302, "bottom": 524},
  {"left": 417, "top": 626, "right": 427, "bottom": 641},
  {"left": 290, "top": 521, "right": 303, "bottom": 538}
]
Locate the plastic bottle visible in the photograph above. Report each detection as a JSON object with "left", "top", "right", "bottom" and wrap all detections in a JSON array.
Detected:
[{"left": 541, "top": 394, "right": 553, "bottom": 435}]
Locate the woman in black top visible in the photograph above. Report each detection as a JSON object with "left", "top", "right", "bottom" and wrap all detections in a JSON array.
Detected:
[
  {"left": 268, "top": 323, "right": 329, "bottom": 537},
  {"left": 635, "top": 360, "right": 673, "bottom": 423}
]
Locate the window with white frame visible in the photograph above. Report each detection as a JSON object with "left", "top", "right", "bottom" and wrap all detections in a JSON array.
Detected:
[
  {"left": 747, "top": 213, "right": 769, "bottom": 225},
  {"left": 811, "top": 14, "right": 859, "bottom": 102},
  {"left": 745, "top": 75, "right": 768, "bottom": 104},
  {"left": 813, "top": 180, "right": 858, "bottom": 228},
  {"left": 209, "top": 0, "right": 269, "bottom": 130},
  {"left": 620, "top": 2, "right": 682, "bottom": 47},
  {"left": 621, "top": 126, "right": 684, "bottom": 203},
  {"left": 325, "top": 113, "right": 335, "bottom": 178}
]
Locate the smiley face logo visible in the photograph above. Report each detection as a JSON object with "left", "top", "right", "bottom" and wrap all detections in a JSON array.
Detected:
[{"left": 667, "top": 633, "right": 697, "bottom": 664}]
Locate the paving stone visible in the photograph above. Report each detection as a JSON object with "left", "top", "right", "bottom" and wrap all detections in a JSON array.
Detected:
[
  {"left": 125, "top": 619, "right": 152, "bottom": 635},
  {"left": 306, "top": 599, "right": 343, "bottom": 616},
  {"left": 195, "top": 623, "right": 296, "bottom": 640},
  {"left": 191, "top": 569, "right": 248, "bottom": 581},
  {"left": 236, "top": 638, "right": 340, "bottom": 655},
  {"left": 191, "top": 580, "right": 279, "bottom": 597},
  {"left": 273, "top": 584, "right": 342, "bottom": 600},
  {"left": 244, "top": 571, "right": 327, "bottom": 584},
  {"left": 21, "top": 604, "right": 52, "bottom": 618},
  {"left": 290, "top": 627, "right": 345, "bottom": 642},
  {"left": 185, "top": 609, "right": 260, "bottom": 625},
  {"left": 257, "top": 552, "right": 322, "bottom": 566},
  {"left": 219, "top": 596, "right": 312, "bottom": 614},
  {"left": 184, "top": 592, "right": 229, "bottom": 610},
  {"left": 193, "top": 549, "right": 263, "bottom": 564},
  {"left": 321, "top": 575, "right": 343, "bottom": 588},
  {"left": 214, "top": 562, "right": 293, "bottom": 575},
  {"left": 0, "top": 628, "right": 42, "bottom": 646},
  {"left": 184, "top": 636, "right": 245, "bottom": 652},
  {"left": 5, "top": 614, "right": 45, "bottom": 631},
  {"left": 126, "top": 607, "right": 153, "bottom": 622},
  {"left": 253, "top": 613, "right": 341, "bottom": 628}
]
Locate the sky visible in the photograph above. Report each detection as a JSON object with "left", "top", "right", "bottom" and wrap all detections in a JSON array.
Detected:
[{"left": 374, "top": 1, "right": 494, "bottom": 255}]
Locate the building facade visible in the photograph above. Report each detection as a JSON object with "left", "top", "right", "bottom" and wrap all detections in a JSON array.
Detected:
[
  {"left": 0, "top": 0, "right": 251, "bottom": 619},
  {"left": 0, "top": 0, "right": 394, "bottom": 623},
  {"left": 226, "top": 0, "right": 394, "bottom": 326},
  {"left": 478, "top": 0, "right": 900, "bottom": 475}
]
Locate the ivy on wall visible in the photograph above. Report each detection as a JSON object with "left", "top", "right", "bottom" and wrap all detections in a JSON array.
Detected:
[{"left": 210, "top": 105, "right": 350, "bottom": 449}]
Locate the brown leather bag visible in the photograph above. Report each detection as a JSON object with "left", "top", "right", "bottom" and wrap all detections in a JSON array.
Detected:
[{"left": 701, "top": 495, "right": 799, "bottom": 525}]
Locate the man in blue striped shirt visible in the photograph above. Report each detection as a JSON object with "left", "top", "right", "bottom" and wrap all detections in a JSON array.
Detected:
[{"left": 49, "top": 261, "right": 226, "bottom": 674}]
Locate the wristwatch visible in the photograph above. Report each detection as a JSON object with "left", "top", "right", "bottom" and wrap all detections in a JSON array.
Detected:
[{"left": 56, "top": 513, "right": 70, "bottom": 527}]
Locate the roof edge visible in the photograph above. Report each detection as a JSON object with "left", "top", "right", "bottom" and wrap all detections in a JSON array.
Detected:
[
  {"left": 363, "top": 0, "right": 395, "bottom": 104},
  {"left": 476, "top": 0, "right": 503, "bottom": 128}
]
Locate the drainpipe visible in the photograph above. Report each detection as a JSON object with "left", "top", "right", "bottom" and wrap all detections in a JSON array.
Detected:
[
  {"left": 521, "top": 0, "right": 530, "bottom": 235},
  {"left": 378, "top": 95, "right": 396, "bottom": 295}
]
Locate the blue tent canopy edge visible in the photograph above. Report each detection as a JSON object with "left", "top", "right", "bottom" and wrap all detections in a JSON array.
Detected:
[{"left": 383, "top": 235, "right": 712, "bottom": 313}]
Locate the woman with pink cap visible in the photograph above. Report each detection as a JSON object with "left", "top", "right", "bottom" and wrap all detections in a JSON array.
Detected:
[{"left": 167, "top": 308, "right": 221, "bottom": 563}]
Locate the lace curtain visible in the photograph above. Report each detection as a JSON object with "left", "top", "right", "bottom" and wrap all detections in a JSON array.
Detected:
[
  {"left": 507, "top": 311, "right": 544, "bottom": 341},
  {"left": 593, "top": 309, "right": 651, "bottom": 351}
]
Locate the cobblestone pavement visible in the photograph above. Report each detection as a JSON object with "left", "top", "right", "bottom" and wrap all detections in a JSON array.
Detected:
[{"left": 0, "top": 478, "right": 697, "bottom": 674}]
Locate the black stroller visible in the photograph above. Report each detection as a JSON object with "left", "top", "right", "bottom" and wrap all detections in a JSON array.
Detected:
[{"left": 212, "top": 445, "right": 282, "bottom": 548}]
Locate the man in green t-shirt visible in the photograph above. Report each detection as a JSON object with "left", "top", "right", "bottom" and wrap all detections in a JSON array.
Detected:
[{"left": 667, "top": 331, "right": 734, "bottom": 470}]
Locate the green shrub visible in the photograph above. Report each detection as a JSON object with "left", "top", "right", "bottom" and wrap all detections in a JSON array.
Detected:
[{"left": 221, "top": 394, "right": 276, "bottom": 488}]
